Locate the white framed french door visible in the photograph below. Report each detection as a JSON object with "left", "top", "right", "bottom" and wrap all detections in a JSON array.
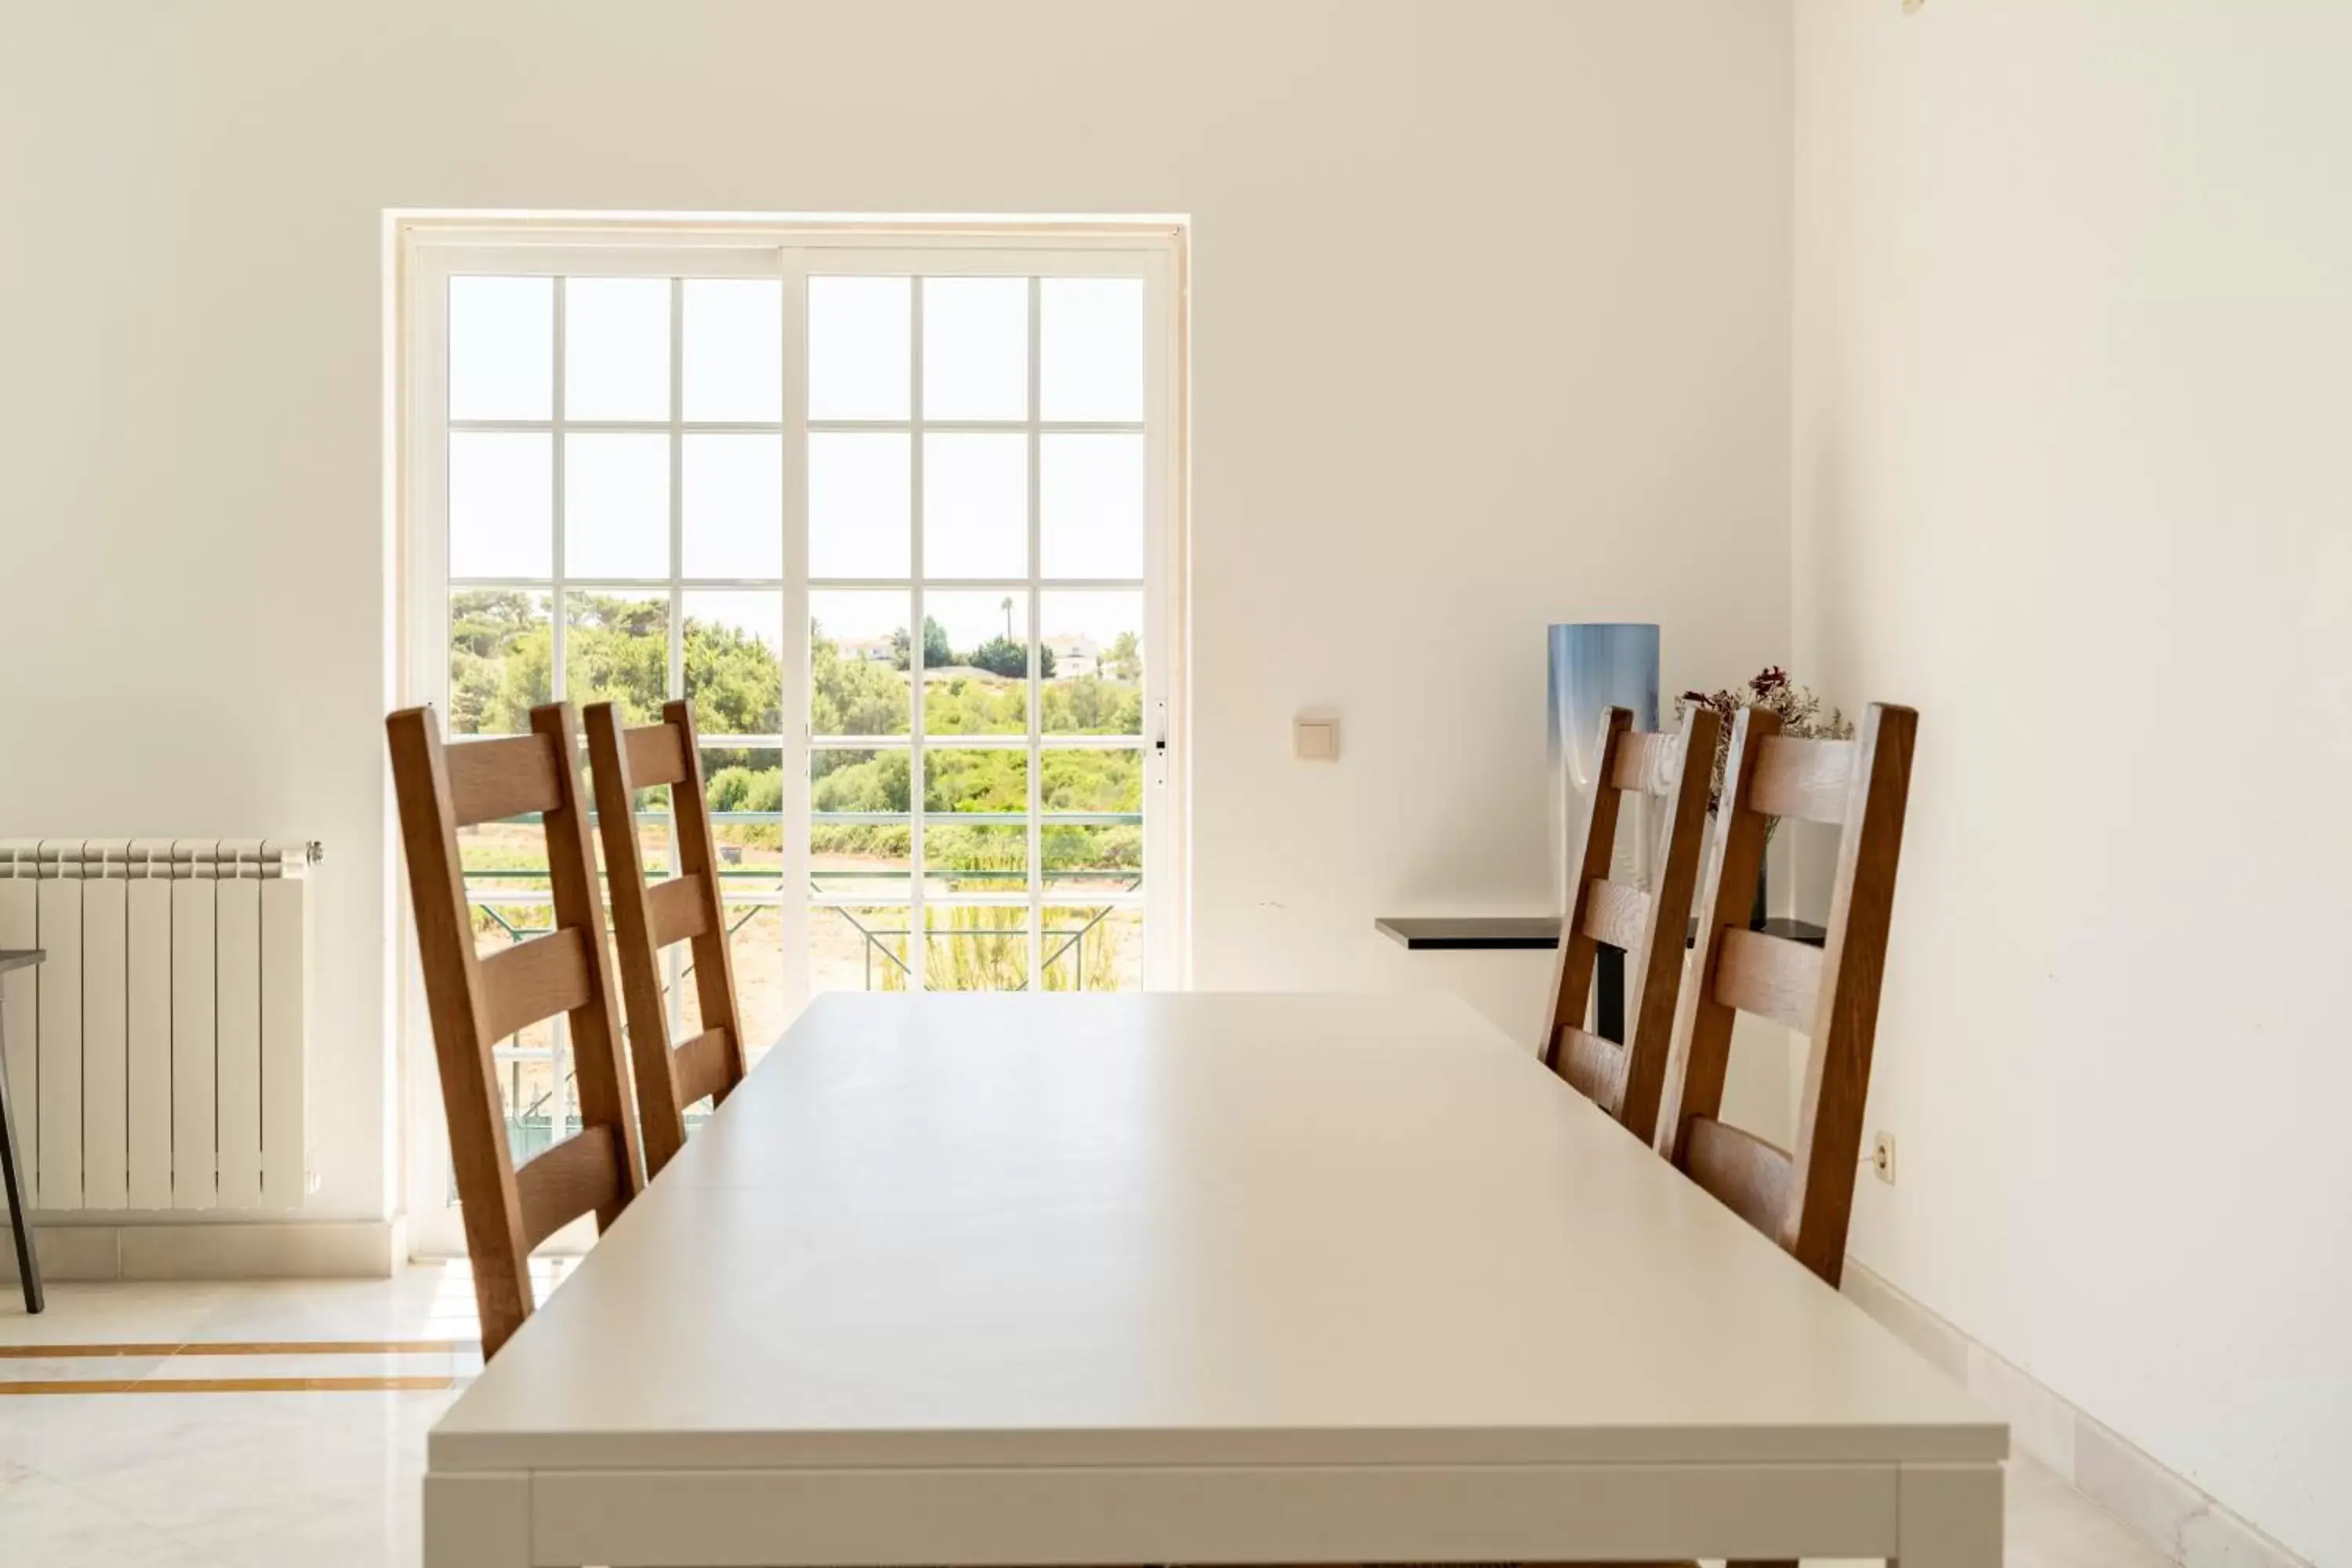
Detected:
[{"left": 397, "top": 222, "right": 1184, "bottom": 1254}]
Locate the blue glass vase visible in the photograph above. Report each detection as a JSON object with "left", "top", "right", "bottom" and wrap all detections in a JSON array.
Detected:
[{"left": 1547, "top": 624, "right": 1659, "bottom": 907}]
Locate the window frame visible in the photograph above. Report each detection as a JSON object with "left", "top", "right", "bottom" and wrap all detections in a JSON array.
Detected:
[{"left": 394, "top": 219, "right": 1187, "bottom": 1255}]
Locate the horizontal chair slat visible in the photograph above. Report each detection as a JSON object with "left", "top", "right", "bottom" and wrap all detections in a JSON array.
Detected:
[
  {"left": 1556, "top": 1025, "right": 1621, "bottom": 1108},
  {"left": 445, "top": 735, "right": 564, "bottom": 827},
  {"left": 646, "top": 874, "right": 710, "bottom": 949},
  {"left": 624, "top": 724, "right": 691, "bottom": 789},
  {"left": 672, "top": 1027, "right": 734, "bottom": 1109},
  {"left": 514, "top": 1126, "right": 623, "bottom": 1253},
  {"left": 1712, "top": 927, "right": 1822, "bottom": 1034},
  {"left": 477, "top": 928, "right": 593, "bottom": 1044},
  {"left": 1747, "top": 735, "right": 1855, "bottom": 826},
  {"left": 1580, "top": 879, "right": 1651, "bottom": 953},
  {"left": 1608, "top": 730, "right": 1681, "bottom": 797},
  {"left": 1682, "top": 1116, "right": 1795, "bottom": 1244}
]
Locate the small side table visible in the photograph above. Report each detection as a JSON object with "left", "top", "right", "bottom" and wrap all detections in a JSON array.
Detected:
[
  {"left": 1374, "top": 915, "right": 1827, "bottom": 1044},
  {"left": 0, "top": 948, "right": 42, "bottom": 1313}
]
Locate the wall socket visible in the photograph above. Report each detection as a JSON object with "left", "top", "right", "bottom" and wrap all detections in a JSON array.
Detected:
[{"left": 1871, "top": 1131, "right": 1898, "bottom": 1185}]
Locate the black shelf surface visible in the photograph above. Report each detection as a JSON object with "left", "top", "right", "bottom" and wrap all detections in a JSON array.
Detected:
[{"left": 1374, "top": 916, "right": 1827, "bottom": 953}]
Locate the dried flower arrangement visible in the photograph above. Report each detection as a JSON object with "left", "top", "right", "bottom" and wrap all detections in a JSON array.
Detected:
[{"left": 1675, "top": 667, "right": 1855, "bottom": 829}]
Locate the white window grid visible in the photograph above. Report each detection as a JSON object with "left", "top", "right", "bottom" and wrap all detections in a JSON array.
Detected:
[
  {"left": 437, "top": 263, "right": 1160, "bottom": 991},
  {"left": 802, "top": 271, "right": 1148, "bottom": 995},
  {"left": 402, "top": 227, "right": 1181, "bottom": 1250},
  {"left": 446, "top": 273, "right": 785, "bottom": 1149}
]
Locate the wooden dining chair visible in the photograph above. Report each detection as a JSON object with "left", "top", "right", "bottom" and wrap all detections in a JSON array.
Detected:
[
  {"left": 1655, "top": 701, "right": 1919, "bottom": 1288},
  {"left": 582, "top": 699, "right": 749, "bottom": 1180},
  {"left": 387, "top": 702, "right": 646, "bottom": 1358},
  {"left": 1540, "top": 702, "right": 1721, "bottom": 1144}
]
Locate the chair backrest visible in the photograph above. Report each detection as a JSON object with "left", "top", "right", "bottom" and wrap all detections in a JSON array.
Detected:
[
  {"left": 1655, "top": 702, "right": 1918, "bottom": 1287},
  {"left": 1541, "top": 702, "right": 1721, "bottom": 1144},
  {"left": 582, "top": 699, "right": 747, "bottom": 1179},
  {"left": 387, "top": 702, "right": 644, "bottom": 1357}
]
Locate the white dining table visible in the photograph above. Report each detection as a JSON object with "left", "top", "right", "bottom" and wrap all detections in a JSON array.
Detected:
[{"left": 423, "top": 992, "right": 2005, "bottom": 1567}]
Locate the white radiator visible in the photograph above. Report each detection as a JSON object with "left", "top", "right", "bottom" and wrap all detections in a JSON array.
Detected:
[{"left": 0, "top": 839, "right": 313, "bottom": 1213}]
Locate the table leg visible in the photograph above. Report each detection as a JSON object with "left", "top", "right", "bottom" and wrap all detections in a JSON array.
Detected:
[
  {"left": 0, "top": 996, "right": 41, "bottom": 1314},
  {"left": 1896, "top": 1462, "right": 2005, "bottom": 1568}
]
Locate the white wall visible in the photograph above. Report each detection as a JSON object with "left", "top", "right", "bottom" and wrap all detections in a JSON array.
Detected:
[
  {"left": 1794, "top": 4, "right": 2352, "bottom": 1561},
  {"left": 0, "top": 2, "right": 1794, "bottom": 1220}
]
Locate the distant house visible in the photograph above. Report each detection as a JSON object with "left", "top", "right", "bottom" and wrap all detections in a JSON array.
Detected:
[
  {"left": 1044, "top": 633, "right": 1101, "bottom": 677},
  {"left": 840, "top": 634, "right": 896, "bottom": 664}
]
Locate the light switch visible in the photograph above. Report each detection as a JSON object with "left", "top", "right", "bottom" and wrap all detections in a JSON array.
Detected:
[{"left": 1294, "top": 717, "right": 1339, "bottom": 761}]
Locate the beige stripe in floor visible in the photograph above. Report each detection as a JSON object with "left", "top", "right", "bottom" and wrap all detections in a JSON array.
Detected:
[
  {"left": 0, "top": 1374, "right": 458, "bottom": 1396},
  {"left": 0, "top": 1338, "right": 474, "bottom": 1394},
  {"left": 0, "top": 1338, "right": 471, "bottom": 1358}
]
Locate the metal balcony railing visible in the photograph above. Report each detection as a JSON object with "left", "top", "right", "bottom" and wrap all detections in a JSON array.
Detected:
[{"left": 460, "top": 807, "right": 1142, "bottom": 1152}]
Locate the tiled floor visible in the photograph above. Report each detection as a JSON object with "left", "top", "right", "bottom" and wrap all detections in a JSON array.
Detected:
[{"left": 1, "top": 1265, "right": 2170, "bottom": 1568}]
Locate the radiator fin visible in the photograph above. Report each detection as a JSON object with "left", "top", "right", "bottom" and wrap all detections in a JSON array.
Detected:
[
  {"left": 37, "top": 877, "right": 83, "bottom": 1210},
  {"left": 171, "top": 873, "right": 216, "bottom": 1210},
  {"left": 216, "top": 874, "right": 263, "bottom": 1209},
  {"left": 81, "top": 862, "right": 129, "bottom": 1210},
  {"left": 126, "top": 876, "right": 173, "bottom": 1210},
  {"left": 0, "top": 838, "right": 314, "bottom": 1214}
]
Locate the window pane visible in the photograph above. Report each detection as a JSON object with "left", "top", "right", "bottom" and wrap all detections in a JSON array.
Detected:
[
  {"left": 1040, "top": 590, "right": 1142, "bottom": 735},
  {"left": 810, "top": 590, "right": 911, "bottom": 735},
  {"left": 811, "top": 750, "right": 910, "bottom": 898},
  {"left": 695, "top": 748, "right": 784, "bottom": 967},
  {"left": 1040, "top": 278, "right": 1143, "bottom": 422},
  {"left": 923, "top": 432, "right": 1027, "bottom": 579},
  {"left": 925, "top": 748, "right": 1027, "bottom": 815},
  {"left": 1043, "top": 906, "right": 1142, "bottom": 993},
  {"left": 493, "top": 1040, "right": 563, "bottom": 1163},
  {"left": 449, "top": 276, "right": 552, "bottom": 420},
  {"left": 448, "top": 590, "right": 552, "bottom": 736},
  {"left": 564, "top": 277, "right": 670, "bottom": 421},
  {"left": 922, "top": 277, "right": 1027, "bottom": 420},
  {"left": 923, "top": 590, "right": 1027, "bottom": 736},
  {"left": 493, "top": 1045, "right": 564, "bottom": 1178},
  {"left": 926, "top": 821, "right": 1026, "bottom": 895},
  {"left": 809, "top": 432, "right": 910, "bottom": 579},
  {"left": 1040, "top": 433, "right": 1143, "bottom": 579},
  {"left": 1042, "top": 746, "right": 1144, "bottom": 897},
  {"left": 681, "top": 434, "right": 782, "bottom": 579},
  {"left": 1041, "top": 746, "right": 1141, "bottom": 813},
  {"left": 564, "top": 433, "right": 670, "bottom": 578},
  {"left": 449, "top": 432, "right": 552, "bottom": 578},
  {"left": 811, "top": 906, "right": 913, "bottom": 995},
  {"left": 811, "top": 747, "right": 909, "bottom": 813},
  {"left": 456, "top": 818, "right": 550, "bottom": 902},
  {"left": 925, "top": 906, "right": 1030, "bottom": 992},
  {"left": 684, "top": 279, "right": 782, "bottom": 422},
  {"left": 808, "top": 276, "right": 909, "bottom": 420},
  {"left": 679, "top": 903, "right": 786, "bottom": 1070},
  {"left": 564, "top": 590, "right": 670, "bottom": 719},
  {"left": 684, "top": 591, "right": 782, "bottom": 737},
  {"left": 1042, "top": 821, "right": 1144, "bottom": 896}
]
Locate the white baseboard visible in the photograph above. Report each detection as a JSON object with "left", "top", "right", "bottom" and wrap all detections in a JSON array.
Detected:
[
  {"left": 2, "top": 1218, "right": 402, "bottom": 1282},
  {"left": 1842, "top": 1260, "right": 2312, "bottom": 1568}
]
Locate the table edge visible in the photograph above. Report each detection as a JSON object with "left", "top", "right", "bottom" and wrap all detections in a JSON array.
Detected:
[{"left": 427, "top": 1420, "right": 2010, "bottom": 1475}]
